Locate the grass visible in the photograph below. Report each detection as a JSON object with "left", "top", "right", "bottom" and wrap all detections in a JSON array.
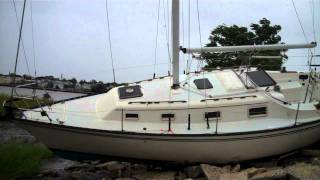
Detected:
[{"left": 0, "top": 141, "right": 53, "bottom": 179}]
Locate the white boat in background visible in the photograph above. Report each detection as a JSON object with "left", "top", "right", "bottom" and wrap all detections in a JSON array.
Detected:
[{"left": 6, "top": 0, "right": 320, "bottom": 163}]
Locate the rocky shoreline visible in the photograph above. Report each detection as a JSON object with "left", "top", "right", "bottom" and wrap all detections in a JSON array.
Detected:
[{"left": 1, "top": 120, "right": 320, "bottom": 180}]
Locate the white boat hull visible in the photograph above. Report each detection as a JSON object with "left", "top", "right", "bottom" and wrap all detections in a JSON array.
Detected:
[{"left": 13, "top": 119, "right": 320, "bottom": 163}]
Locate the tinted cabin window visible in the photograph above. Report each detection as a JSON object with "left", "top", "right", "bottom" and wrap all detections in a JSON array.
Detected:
[
  {"left": 125, "top": 113, "right": 139, "bottom": 120},
  {"left": 194, "top": 78, "right": 213, "bottom": 89},
  {"left": 299, "top": 74, "right": 309, "bottom": 80},
  {"left": 205, "top": 111, "right": 221, "bottom": 120},
  {"left": 161, "top": 114, "right": 175, "bottom": 121},
  {"left": 246, "top": 71, "right": 276, "bottom": 87},
  {"left": 118, "top": 85, "right": 143, "bottom": 99},
  {"left": 248, "top": 107, "right": 267, "bottom": 117}
]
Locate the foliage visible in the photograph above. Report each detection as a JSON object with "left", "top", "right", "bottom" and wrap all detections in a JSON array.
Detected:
[
  {"left": 0, "top": 142, "right": 52, "bottom": 179},
  {"left": 203, "top": 18, "right": 286, "bottom": 70}
]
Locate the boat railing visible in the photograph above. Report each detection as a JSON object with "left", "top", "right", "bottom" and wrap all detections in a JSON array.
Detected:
[{"left": 128, "top": 100, "right": 187, "bottom": 104}]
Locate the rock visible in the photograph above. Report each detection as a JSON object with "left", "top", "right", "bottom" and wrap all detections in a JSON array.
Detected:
[
  {"left": 219, "top": 172, "right": 248, "bottom": 180},
  {"left": 96, "top": 161, "right": 127, "bottom": 178},
  {"left": 250, "top": 168, "right": 287, "bottom": 180},
  {"left": 90, "top": 160, "right": 101, "bottom": 165},
  {"left": 0, "top": 121, "right": 36, "bottom": 143},
  {"left": 311, "top": 157, "right": 320, "bottom": 166},
  {"left": 285, "top": 162, "right": 320, "bottom": 180},
  {"left": 221, "top": 165, "right": 231, "bottom": 173},
  {"left": 39, "top": 156, "right": 79, "bottom": 173},
  {"left": 115, "top": 178, "right": 136, "bottom": 180},
  {"left": 68, "top": 170, "right": 110, "bottom": 180},
  {"left": 132, "top": 171, "right": 176, "bottom": 180},
  {"left": 66, "top": 162, "right": 90, "bottom": 171},
  {"left": 300, "top": 150, "right": 320, "bottom": 158},
  {"left": 184, "top": 165, "right": 203, "bottom": 178},
  {"left": 175, "top": 171, "right": 187, "bottom": 180},
  {"left": 200, "top": 164, "right": 221, "bottom": 180},
  {"left": 96, "top": 161, "right": 125, "bottom": 171},
  {"left": 242, "top": 167, "right": 267, "bottom": 178},
  {"left": 231, "top": 164, "right": 241, "bottom": 173},
  {"left": 248, "top": 158, "right": 278, "bottom": 168}
]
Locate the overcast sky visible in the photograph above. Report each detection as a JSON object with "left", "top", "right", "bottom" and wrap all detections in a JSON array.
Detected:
[{"left": 0, "top": 0, "right": 319, "bottom": 83}]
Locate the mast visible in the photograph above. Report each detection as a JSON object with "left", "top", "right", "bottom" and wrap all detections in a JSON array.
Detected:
[{"left": 171, "top": 0, "right": 180, "bottom": 88}]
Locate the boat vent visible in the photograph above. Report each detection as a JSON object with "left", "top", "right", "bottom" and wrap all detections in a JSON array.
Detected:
[
  {"left": 118, "top": 85, "right": 143, "bottom": 99},
  {"left": 194, "top": 78, "right": 213, "bottom": 89},
  {"left": 246, "top": 70, "right": 276, "bottom": 87}
]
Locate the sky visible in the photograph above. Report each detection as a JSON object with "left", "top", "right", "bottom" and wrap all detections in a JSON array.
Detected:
[{"left": 0, "top": 0, "right": 319, "bottom": 83}]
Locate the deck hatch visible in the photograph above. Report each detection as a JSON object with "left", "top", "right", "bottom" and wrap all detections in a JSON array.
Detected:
[
  {"left": 248, "top": 107, "right": 267, "bottom": 117},
  {"left": 161, "top": 114, "right": 175, "bottom": 121},
  {"left": 194, "top": 78, "right": 213, "bottom": 89},
  {"left": 246, "top": 70, "right": 276, "bottom": 87},
  {"left": 205, "top": 111, "right": 221, "bottom": 120},
  {"left": 118, "top": 85, "right": 143, "bottom": 99}
]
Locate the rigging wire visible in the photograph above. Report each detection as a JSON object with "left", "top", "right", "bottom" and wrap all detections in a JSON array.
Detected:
[
  {"left": 162, "top": 0, "right": 172, "bottom": 74},
  {"left": 12, "top": 0, "right": 31, "bottom": 76},
  {"left": 105, "top": 0, "right": 116, "bottom": 83},
  {"left": 30, "top": 0, "right": 37, "bottom": 77},
  {"left": 196, "top": 0, "right": 203, "bottom": 71},
  {"left": 186, "top": 0, "right": 192, "bottom": 74},
  {"left": 10, "top": 0, "right": 27, "bottom": 100},
  {"left": 311, "top": 0, "right": 316, "bottom": 46},
  {"left": 153, "top": 0, "right": 161, "bottom": 78},
  {"left": 290, "top": 0, "right": 313, "bottom": 57}
]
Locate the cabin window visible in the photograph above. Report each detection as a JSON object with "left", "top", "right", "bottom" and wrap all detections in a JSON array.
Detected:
[
  {"left": 248, "top": 107, "right": 267, "bottom": 117},
  {"left": 204, "top": 111, "right": 221, "bottom": 120},
  {"left": 118, "top": 85, "right": 143, "bottom": 99},
  {"left": 125, "top": 113, "right": 139, "bottom": 120},
  {"left": 161, "top": 113, "right": 175, "bottom": 121},
  {"left": 194, "top": 78, "right": 213, "bottom": 89},
  {"left": 299, "top": 74, "right": 309, "bottom": 80}
]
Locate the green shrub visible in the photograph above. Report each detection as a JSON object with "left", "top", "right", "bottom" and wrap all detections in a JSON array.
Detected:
[{"left": 0, "top": 142, "right": 53, "bottom": 179}]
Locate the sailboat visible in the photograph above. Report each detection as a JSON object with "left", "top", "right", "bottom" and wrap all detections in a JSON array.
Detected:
[{"left": 7, "top": 0, "right": 320, "bottom": 163}]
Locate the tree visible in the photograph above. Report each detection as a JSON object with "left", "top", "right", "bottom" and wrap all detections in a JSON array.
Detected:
[
  {"left": 69, "top": 78, "right": 77, "bottom": 88},
  {"left": 203, "top": 18, "right": 286, "bottom": 70}
]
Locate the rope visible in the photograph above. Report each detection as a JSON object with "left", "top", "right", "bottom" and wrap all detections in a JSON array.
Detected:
[
  {"left": 12, "top": 0, "right": 31, "bottom": 76},
  {"left": 30, "top": 0, "right": 37, "bottom": 77},
  {"left": 153, "top": 0, "right": 161, "bottom": 78},
  {"left": 105, "top": 0, "right": 116, "bottom": 83}
]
